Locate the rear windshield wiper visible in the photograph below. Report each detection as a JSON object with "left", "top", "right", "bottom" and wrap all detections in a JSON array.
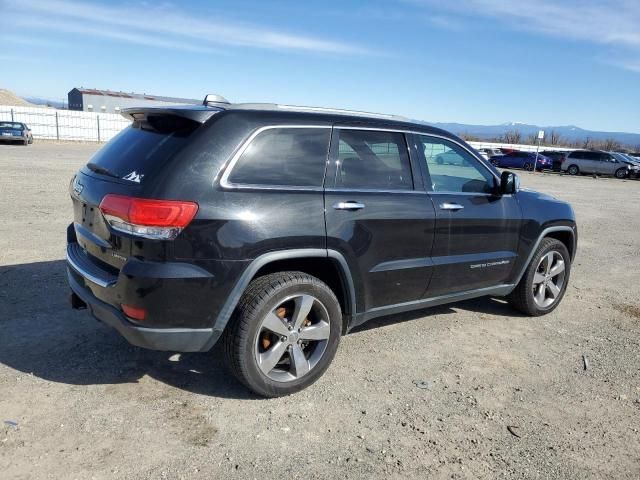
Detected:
[{"left": 86, "top": 162, "right": 119, "bottom": 179}]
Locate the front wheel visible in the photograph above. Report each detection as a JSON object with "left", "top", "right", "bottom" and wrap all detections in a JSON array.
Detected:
[
  {"left": 567, "top": 165, "right": 579, "bottom": 175},
  {"left": 223, "top": 271, "right": 342, "bottom": 397},
  {"left": 615, "top": 168, "right": 627, "bottom": 179},
  {"left": 507, "top": 238, "right": 571, "bottom": 316},
  {"left": 523, "top": 162, "right": 533, "bottom": 171}
]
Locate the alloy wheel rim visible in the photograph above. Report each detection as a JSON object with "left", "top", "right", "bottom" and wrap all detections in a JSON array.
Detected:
[
  {"left": 532, "top": 250, "right": 566, "bottom": 309},
  {"left": 254, "top": 294, "right": 330, "bottom": 382}
]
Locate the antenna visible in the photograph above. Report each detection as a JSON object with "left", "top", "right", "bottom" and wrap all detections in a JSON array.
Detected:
[{"left": 203, "top": 94, "right": 230, "bottom": 106}]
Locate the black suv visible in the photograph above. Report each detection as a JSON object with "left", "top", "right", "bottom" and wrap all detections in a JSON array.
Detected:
[{"left": 67, "top": 96, "right": 577, "bottom": 397}]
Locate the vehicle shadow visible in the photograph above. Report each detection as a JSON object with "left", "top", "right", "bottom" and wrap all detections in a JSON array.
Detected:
[
  {"left": 0, "top": 260, "right": 259, "bottom": 400},
  {"left": 0, "top": 260, "right": 524, "bottom": 398}
]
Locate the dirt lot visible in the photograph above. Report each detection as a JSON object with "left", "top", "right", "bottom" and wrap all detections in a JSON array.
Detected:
[{"left": 1, "top": 143, "right": 639, "bottom": 479}]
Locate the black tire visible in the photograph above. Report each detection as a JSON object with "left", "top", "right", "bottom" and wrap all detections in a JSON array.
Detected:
[
  {"left": 223, "top": 271, "right": 342, "bottom": 397},
  {"left": 567, "top": 164, "right": 579, "bottom": 175},
  {"left": 436, "top": 156, "right": 444, "bottom": 165},
  {"left": 523, "top": 162, "right": 532, "bottom": 171},
  {"left": 507, "top": 238, "right": 571, "bottom": 316},
  {"left": 615, "top": 168, "right": 627, "bottom": 179}
]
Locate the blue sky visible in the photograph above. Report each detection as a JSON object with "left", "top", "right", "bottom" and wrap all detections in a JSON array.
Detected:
[{"left": 1, "top": 0, "right": 639, "bottom": 133}]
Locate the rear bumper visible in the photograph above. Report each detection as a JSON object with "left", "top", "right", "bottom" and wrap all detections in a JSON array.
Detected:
[{"left": 68, "top": 269, "right": 219, "bottom": 352}]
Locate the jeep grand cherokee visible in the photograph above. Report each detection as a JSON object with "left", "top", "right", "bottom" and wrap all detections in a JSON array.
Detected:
[{"left": 67, "top": 95, "right": 577, "bottom": 397}]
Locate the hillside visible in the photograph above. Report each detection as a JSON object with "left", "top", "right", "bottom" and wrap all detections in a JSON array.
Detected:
[
  {"left": 423, "top": 121, "right": 640, "bottom": 147},
  {"left": 0, "top": 89, "right": 35, "bottom": 107}
]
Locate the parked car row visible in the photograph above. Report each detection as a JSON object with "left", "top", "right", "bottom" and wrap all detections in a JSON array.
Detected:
[
  {"left": 475, "top": 146, "right": 640, "bottom": 179},
  {"left": 561, "top": 150, "right": 640, "bottom": 179}
]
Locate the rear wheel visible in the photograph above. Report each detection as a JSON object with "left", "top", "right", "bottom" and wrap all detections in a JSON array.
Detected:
[
  {"left": 223, "top": 271, "right": 342, "bottom": 397},
  {"left": 615, "top": 168, "right": 627, "bottom": 179},
  {"left": 567, "top": 164, "right": 579, "bottom": 175},
  {"left": 507, "top": 238, "right": 571, "bottom": 316}
]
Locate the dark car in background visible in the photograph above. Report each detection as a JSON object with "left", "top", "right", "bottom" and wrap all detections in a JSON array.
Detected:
[
  {"left": 0, "top": 122, "right": 33, "bottom": 145},
  {"left": 540, "top": 150, "right": 568, "bottom": 172},
  {"left": 67, "top": 96, "right": 577, "bottom": 397},
  {"left": 490, "top": 151, "right": 553, "bottom": 171}
]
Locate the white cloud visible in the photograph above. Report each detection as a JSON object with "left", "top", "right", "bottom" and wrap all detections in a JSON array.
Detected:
[
  {"left": 408, "top": 0, "right": 640, "bottom": 71},
  {"left": 1, "top": 0, "right": 372, "bottom": 55}
]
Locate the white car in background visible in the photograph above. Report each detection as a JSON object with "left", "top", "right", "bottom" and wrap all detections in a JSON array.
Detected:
[{"left": 476, "top": 147, "right": 503, "bottom": 160}]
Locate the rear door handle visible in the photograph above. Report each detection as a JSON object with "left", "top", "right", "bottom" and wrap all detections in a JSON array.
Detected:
[
  {"left": 333, "top": 201, "right": 365, "bottom": 211},
  {"left": 439, "top": 202, "right": 464, "bottom": 211}
]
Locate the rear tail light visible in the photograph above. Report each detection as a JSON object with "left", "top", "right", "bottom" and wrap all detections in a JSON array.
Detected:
[
  {"left": 122, "top": 304, "right": 146, "bottom": 321},
  {"left": 99, "top": 194, "right": 198, "bottom": 240}
]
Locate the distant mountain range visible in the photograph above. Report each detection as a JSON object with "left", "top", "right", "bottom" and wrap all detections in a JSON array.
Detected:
[
  {"left": 423, "top": 121, "right": 640, "bottom": 147},
  {"left": 14, "top": 92, "right": 640, "bottom": 146},
  {"left": 23, "top": 96, "right": 66, "bottom": 109}
]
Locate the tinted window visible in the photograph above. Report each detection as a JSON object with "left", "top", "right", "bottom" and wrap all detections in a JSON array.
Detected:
[
  {"left": 569, "top": 151, "right": 586, "bottom": 160},
  {"left": 335, "top": 130, "right": 413, "bottom": 190},
  {"left": 229, "top": 127, "right": 330, "bottom": 187},
  {"left": 0, "top": 122, "right": 23, "bottom": 130},
  {"left": 418, "top": 136, "right": 495, "bottom": 193},
  {"left": 86, "top": 114, "right": 200, "bottom": 180},
  {"left": 582, "top": 152, "right": 600, "bottom": 161}
]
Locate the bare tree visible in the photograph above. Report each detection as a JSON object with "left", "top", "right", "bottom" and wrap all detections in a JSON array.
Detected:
[
  {"left": 602, "top": 138, "right": 621, "bottom": 151},
  {"left": 550, "top": 130, "right": 561, "bottom": 145},
  {"left": 460, "top": 132, "right": 480, "bottom": 142},
  {"left": 502, "top": 130, "right": 522, "bottom": 144},
  {"left": 582, "top": 137, "right": 594, "bottom": 149},
  {"left": 526, "top": 134, "right": 538, "bottom": 145}
]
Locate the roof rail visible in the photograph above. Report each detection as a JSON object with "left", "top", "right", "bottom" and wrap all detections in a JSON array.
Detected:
[{"left": 275, "top": 104, "right": 409, "bottom": 121}]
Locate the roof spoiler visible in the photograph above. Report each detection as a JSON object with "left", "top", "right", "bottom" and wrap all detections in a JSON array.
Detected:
[{"left": 120, "top": 105, "right": 223, "bottom": 123}]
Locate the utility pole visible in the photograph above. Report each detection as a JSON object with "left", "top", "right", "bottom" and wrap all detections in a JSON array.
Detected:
[{"left": 533, "top": 130, "right": 544, "bottom": 172}]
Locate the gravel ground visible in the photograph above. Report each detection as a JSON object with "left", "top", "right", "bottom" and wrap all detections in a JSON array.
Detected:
[{"left": 1, "top": 143, "right": 639, "bottom": 480}]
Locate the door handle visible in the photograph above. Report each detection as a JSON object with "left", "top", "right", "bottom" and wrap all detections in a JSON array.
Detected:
[
  {"left": 333, "top": 201, "right": 365, "bottom": 211},
  {"left": 439, "top": 202, "right": 464, "bottom": 211}
]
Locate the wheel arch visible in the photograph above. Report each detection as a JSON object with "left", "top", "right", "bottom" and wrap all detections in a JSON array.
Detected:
[
  {"left": 208, "top": 249, "right": 356, "bottom": 347},
  {"left": 512, "top": 226, "right": 576, "bottom": 287}
]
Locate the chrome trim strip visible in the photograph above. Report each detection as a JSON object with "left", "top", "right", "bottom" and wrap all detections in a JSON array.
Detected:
[
  {"left": 324, "top": 188, "right": 427, "bottom": 195},
  {"left": 370, "top": 257, "right": 433, "bottom": 273},
  {"left": 219, "top": 124, "right": 332, "bottom": 191},
  {"left": 66, "top": 248, "right": 116, "bottom": 288},
  {"left": 219, "top": 123, "right": 501, "bottom": 192},
  {"left": 333, "top": 126, "right": 501, "bottom": 183}
]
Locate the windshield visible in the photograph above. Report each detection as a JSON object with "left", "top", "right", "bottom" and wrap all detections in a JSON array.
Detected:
[
  {"left": 0, "top": 122, "right": 23, "bottom": 130},
  {"left": 85, "top": 114, "right": 200, "bottom": 182},
  {"left": 611, "top": 152, "right": 630, "bottom": 163}
]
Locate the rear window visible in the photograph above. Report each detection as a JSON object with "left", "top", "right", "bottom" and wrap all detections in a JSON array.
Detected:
[
  {"left": 86, "top": 115, "right": 199, "bottom": 182},
  {"left": 0, "top": 122, "right": 23, "bottom": 130},
  {"left": 227, "top": 127, "right": 330, "bottom": 187}
]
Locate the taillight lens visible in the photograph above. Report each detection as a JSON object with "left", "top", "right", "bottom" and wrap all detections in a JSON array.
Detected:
[{"left": 99, "top": 194, "right": 198, "bottom": 240}]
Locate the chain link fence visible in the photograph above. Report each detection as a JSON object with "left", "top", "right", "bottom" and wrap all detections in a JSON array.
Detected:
[{"left": 0, "top": 105, "right": 130, "bottom": 142}]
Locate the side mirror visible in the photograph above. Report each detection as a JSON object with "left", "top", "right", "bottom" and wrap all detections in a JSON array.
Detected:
[{"left": 500, "top": 171, "right": 520, "bottom": 194}]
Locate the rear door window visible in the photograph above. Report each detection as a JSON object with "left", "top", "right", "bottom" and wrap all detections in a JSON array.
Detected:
[
  {"left": 227, "top": 127, "right": 330, "bottom": 187},
  {"left": 334, "top": 129, "right": 413, "bottom": 190},
  {"left": 86, "top": 114, "right": 200, "bottom": 182}
]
